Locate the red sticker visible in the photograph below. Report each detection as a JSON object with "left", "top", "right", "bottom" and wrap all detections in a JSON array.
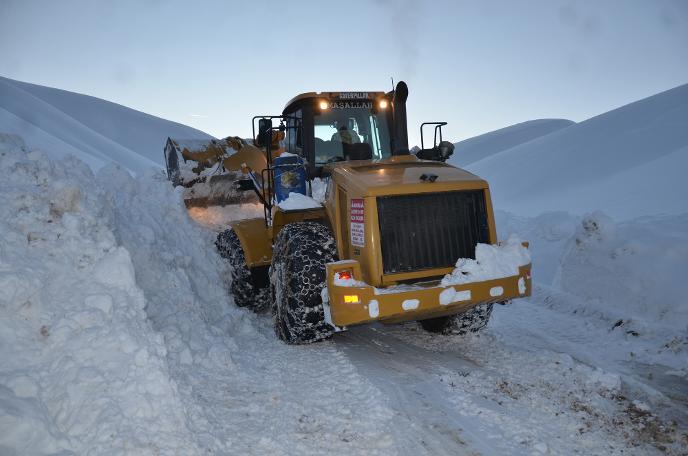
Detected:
[{"left": 350, "top": 198, "right": 365, "bottom": 247}]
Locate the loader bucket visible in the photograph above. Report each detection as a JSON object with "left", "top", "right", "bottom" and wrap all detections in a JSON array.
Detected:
[
  {"left": 164, "top": 136, "right": 267, "bottom": 208},
  {"left": 181, "top": 172, "right": 260, "bottom": 208}
]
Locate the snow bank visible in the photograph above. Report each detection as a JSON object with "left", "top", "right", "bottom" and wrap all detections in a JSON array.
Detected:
[
  {"left": 498, "top": 208, "right": 688, "bottom": 370},
  {"left": 557, "top": 211, "right": 688, "bottom": 344},
  {"left": 0, "top": 134, "right": 199, "bottom": 454},
  {"left": 441, "top": 235, "right": 531, "bottom": 286},
  {"left": 1, "top": 131, "right": 397, "bottom": 454},
  {"left": 96, "top": 161, "right": 245, "bottom": 363}
]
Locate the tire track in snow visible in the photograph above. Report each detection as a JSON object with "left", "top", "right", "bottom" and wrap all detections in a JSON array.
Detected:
[
  {"left": 362, "top": 298, "right": 687, "bottom": 455},
  {"left": 176, "top": 315, "right": 397, "bottom": 455},
  {"left": 336, "top": 325, "right": 487, "bottom": 455}
]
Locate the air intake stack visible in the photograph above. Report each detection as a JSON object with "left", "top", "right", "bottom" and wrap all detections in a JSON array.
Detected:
[{"left": 391, "top": 81, "right": 410, "bottom": 155}]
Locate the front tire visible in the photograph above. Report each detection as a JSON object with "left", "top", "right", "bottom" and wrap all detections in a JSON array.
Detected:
[
  {"left": 419, "top": 303, "right": 494, "bottom": 335},
  {"left": 270, "top": 222, "right": 337, "bottom": 344},
  {"left": 216, "top": 228, "right": 269, "bottom": 311}
]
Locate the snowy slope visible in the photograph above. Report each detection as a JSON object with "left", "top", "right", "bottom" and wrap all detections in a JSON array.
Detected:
[
  {"left": 467, "top": 83, "right": 688, "bottom": 220},
  {"left": 0, "top": 76, "right": 212, "bottom": 173},
  {"left": 448, "top": 118, "right": 575, "bottom": 167}
]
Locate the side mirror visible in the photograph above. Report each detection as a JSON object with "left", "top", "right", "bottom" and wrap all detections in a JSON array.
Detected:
[
  {"left": 438, "top": 141, "right": 454, "bottom": 161},
  {"left": 256, "top": 118, "right": 272, "bottom": 148}
]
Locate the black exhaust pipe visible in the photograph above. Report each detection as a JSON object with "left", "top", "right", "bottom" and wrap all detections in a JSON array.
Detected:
[{"left": 391, "top": 81, "right": 409, "bottom": 156}]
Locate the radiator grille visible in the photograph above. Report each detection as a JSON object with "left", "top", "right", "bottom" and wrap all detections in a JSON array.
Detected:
[{"left": 377, "top": 191, "right": 489, "bottom": 274}]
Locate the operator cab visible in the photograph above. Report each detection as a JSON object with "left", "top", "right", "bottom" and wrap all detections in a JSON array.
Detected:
[{"left": 282, "top": 91, "right": 394, "bottom": 176}]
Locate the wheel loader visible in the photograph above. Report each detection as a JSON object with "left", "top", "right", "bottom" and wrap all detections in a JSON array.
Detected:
[{"left": 165, "top": 81, "right": 532, "bottom": 344}]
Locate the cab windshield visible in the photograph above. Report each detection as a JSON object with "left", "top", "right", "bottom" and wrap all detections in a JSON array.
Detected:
[{"left": 313, "top": 103, "right": 392, "bottom": 165}]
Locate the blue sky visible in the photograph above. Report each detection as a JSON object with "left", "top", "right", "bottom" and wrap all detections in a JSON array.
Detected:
[{"left": 1, "top": 0, "right": 686, "bottom": 146}]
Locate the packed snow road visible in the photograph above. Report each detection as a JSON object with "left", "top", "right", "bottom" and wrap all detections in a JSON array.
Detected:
[{"left": 168, "top": 288, "right": 687, "bottom": 455}]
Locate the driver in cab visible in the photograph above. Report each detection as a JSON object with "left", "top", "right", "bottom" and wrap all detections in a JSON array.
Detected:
[{"left": 331, "top": 122, "right": 361, "bottom": 145}]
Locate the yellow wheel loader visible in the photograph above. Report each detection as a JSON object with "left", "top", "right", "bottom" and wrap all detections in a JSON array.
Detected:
[{"left": 168, "top": 81, "right": 532, "bottom": 344}]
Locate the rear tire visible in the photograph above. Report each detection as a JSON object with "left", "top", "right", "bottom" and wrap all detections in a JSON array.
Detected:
[
  {"left": 216, "top": 228, "right": 269, "bottom": 311},
  {"left": 420, "top": 303, "right": 494, "bottom": 335},
  {"left": 270, "top": 222, "right": 337, "bottom": 344}
]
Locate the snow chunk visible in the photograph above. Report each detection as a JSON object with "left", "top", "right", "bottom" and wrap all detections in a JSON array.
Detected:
[
  {"left": 439, "top": 288, "right": 471, "bottom": 305},
  {"left": 585, "top": 368, "right": 621, "bottom": 391},
  {"left": 441, "top": 235, "right": 530, "bottom": 286},
  {"left": 632, "top": 400, "right": 651, "bottom": 412},
  {"left": 277, "top": 192, "right": 322, "bottom": 210},
  {"left": 92, "top": 247, "right": 137, "bottom": 292},
  {"left": 401, "top": 299, "right": 419, "bottom": 311},
  {"left": 49, "top": 184, "right": 82, "bottom": 217},
  {"left": 84, "top": 294, "right": 113, "bottom": 315},
  {"left": 368, "top": 300, "right": 380, "bottom": 318},
  {"left": 489, "top": 286, "right": 504, "bottom": 297},
  {"left": 311, "top": 177, "right": 328, "bottom": 204},
  {"left": 439, "top": 288, "right": 455, "bottom": 306},
  {"left": 579, "top": 211, "right": 617, "bottom": 243}
]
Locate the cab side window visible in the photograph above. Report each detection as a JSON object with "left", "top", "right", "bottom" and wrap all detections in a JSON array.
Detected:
[{"left": 286, "top": 109, "right": 303, "bottom": 156}]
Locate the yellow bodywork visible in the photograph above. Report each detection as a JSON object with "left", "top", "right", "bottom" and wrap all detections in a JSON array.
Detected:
[
  {"left": 230, "top": 154, "right": 532, "bottom": 329},
  {"left": 326, "top": 260, "right": 531, "bottom": 327},
  {"left": 172, "top": 135, "right": 280, "bottom": 178},
  {"left": 322, "top": 155, "right": 499, "bottom": 287},
  {"left": 233, "top": 207, "right": 326, "bottom": 268}
]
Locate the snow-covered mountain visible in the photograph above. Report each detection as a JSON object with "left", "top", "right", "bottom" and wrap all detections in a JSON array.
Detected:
[
  {"left": 448, "top": 118, "right": 575, "bottom": 167},
  {"left": 466, "top": 83, "right": 688, "bottom": 220},
  {"left": 0, "top": 76, "right": 212, "bottom": 173}
]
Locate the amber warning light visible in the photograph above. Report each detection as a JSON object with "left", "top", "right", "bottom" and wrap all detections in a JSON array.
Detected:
[{"left": 337, "top": 270, "right": 352, "bottom": 281}]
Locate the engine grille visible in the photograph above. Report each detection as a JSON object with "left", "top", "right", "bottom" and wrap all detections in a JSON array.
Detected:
[{"left": 377, "top": 191, "right": 489, "bottom": 274}]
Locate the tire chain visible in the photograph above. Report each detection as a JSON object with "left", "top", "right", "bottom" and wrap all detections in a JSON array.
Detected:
[
  {"left": 270, "top": 222, "right": 338, "bottom": 344},
  {"left": 216, "top": 228, "right": 269, "bottom": 311},
  {"left": 421, "top": 303, "right": 494, "bottom": 335}
]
